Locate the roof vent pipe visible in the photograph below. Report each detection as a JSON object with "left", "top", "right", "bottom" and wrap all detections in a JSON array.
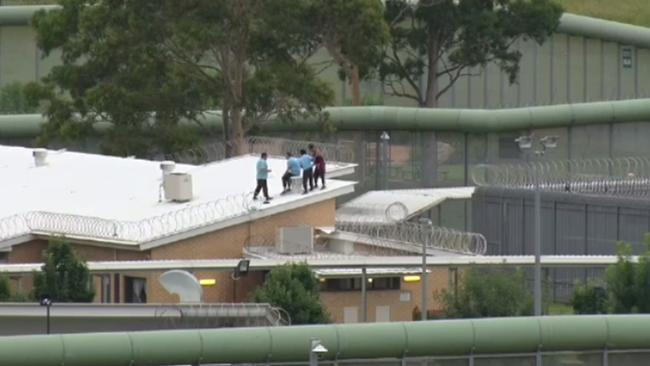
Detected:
[
  {"left": 33, "top": 148, "right": 48, "bottom": 167},
  {"left": 160, "top": 161, "right": 176, "bottom": 176}
]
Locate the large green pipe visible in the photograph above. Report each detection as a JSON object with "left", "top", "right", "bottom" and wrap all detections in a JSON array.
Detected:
[
  {"left": 2, "top": 98, "right": 650, "bottom": 138},
  {"left": 3, "top": 5, "right": 650, "bottom": 48},
  {"left": 0, "top": 315, "right": 649, "bottom": 365}
]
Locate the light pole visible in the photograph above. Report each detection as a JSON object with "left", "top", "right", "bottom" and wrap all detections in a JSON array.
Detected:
[
  {"left": 379, "top": 131, "right": 390, "bottom": 190},
  {"left": 418, "top": 217, "right": 433, "bottom": 321},
  {"left": 309, "top": 339, "right": 328, "bottom": 366},
  {"left": 39, "top": 296, "right": 52, "bottom": 334},
  {"left": 515, "top": 135, "right": 558, "bottom": 317}
]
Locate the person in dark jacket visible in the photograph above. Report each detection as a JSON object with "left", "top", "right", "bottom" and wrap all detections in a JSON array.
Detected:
[{"left": 313, "top": 147, "right": 326, "bottom": 189}]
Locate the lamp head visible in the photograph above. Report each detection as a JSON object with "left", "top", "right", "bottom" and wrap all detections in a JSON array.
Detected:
[
  {"left": 418, "top": 217, "right": 433, "bottom": 226},
  {"left": 540, "top": 135, "right": 559, "bottom": 149},
  {"left": 234, "top": 259, "right": 250, "bottom": 278},
  {"left": 39, "top": 295, "right": 52, "bottom": 307},
  {"left": 515, "top": 135, "right": 533, "bottom": 150},
  {"left": 311, "top": 340, "right": 328, "bottom": 354}
]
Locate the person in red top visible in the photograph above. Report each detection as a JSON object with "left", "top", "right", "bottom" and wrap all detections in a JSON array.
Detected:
[{"left": 313, "top": 146, "right": 326, "bottom": 189}]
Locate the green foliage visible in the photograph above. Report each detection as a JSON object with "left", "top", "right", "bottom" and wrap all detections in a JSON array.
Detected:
[
  {"left": 253, "top": 263, "right": 330, "bottom": 325},
  {"left": 0, "top": 82, "right": 39, "bottom": 114},
  {"left": 381, "top": 0, "right": 563, "bottom": 107},
  {"left": 0, "top": 275, "right": 10, "bottom": 302},
  {"left": 571, "top": 282, "right": 608, "bottom": 314},
  {"left": 311, "top": 0, "right": 389, "bottom": 105},
  {"left": 33, "top": 240, "right": 95, "bottom": 303},
  {"left": 607, "top": 243, "right": 639, "bottom": 313},
  {"left": 438, "top": 268, "right": 532, "bottom": 318},
  {"left": 29, "top": 0, "right": 334, "bottom": 157}
]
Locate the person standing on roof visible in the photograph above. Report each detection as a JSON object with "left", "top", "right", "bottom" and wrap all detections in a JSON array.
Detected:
[
  {"left": 299, "top": 149, "right": 314, "bottom": 194},
  {"left": 282, "top": 152, "right": 301, "bottom": 194},
  {"left": 253, "top": 152, "right": 272, "bottom": 203},
  {"left": 313, "top": 146, "right": 326, "bottom": 189}
]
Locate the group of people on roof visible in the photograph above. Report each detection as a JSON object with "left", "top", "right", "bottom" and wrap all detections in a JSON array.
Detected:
[{"left": 253, "top": 143, "right": 326, "bottom": 204}]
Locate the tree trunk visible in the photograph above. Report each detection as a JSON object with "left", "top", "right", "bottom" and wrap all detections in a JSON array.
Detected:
[
  {"left": 424, "top": 37, "right": 439, "bottom": 108},
  {"left": 222, "top": 101, "right": 233, "bottom": 158},
  {"left": 350, "top": 66, "right": 362, "bottom": 106},
  {"left": 230, "top": 107, "right": 246, "bottom": 156}
]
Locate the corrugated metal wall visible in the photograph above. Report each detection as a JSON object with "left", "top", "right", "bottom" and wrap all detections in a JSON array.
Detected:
[
  {"left": 358, "top": 33, "right": 650, "bottom": 108},
  {"left": 1, "top": 22, "right": 648, "bottom": 109}
]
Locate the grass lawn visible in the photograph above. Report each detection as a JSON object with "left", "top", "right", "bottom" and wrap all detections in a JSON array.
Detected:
[
  {"left": 556, "top": 0, "right": 650, "bottom": 27},
  {"left": 548, "top": 303, "right": 575, "bottom": 315}
]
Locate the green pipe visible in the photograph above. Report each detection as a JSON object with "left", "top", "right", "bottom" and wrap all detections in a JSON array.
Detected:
[
  {"left": 0, "top": 5, "right": 59, "bottom": 25},
  {"left": 3, "top": 98, "right": 650, "bottom": 138},
  {"left": 0, "top": 315, "right": 649, "bottom": 366},
  {"left": 3, "top": 5, "right": 650, "bottom": 48}
]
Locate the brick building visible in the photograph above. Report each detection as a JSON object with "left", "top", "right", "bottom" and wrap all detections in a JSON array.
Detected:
[{"left": 0, "top": 144, "right": 459, "bottom": 323}]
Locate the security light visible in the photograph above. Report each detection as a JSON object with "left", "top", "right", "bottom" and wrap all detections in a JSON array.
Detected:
[
  {"left": 540, "top": 136, "right": 559, "bottom": 149},
  {"left": 380, "top": 131, "right": 390, "bottom": 141},
  {"left": 234, "top": 259, "right": 250, "bottom": 278},
  {"left": 418, "top": 217, "right": 433, "bottom": 226},
  {"left": 311, "top": 340, "right": 328, "bottom": 354},
  {"left": 515, "top": 135, "right": 533, "bottom": 150}
]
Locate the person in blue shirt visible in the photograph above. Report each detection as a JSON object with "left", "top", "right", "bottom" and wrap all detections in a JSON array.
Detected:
[
  {"left": 253, "top": 152, "right": 272, "bottom": 203},
  {"left": 299, "top": 149, "right": 314, "bottom": 194},
  {"left": 281, "top": 152, "right": 301, "bottom": 194}
]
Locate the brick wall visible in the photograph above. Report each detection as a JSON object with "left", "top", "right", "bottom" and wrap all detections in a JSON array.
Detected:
[
  {"left": 320, "top": 268, "right": 449, "bottom": 323},
  {"left": 147, "top": 199, "right": 335, "bottom": 303}
]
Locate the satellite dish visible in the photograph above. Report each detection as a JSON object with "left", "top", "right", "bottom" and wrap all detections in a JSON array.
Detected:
[
  {"left": 385, "top": 202, "right": 409, "bottom": 222},
  {"left": 159, "top": 270, "right": 203, "bottom": 303}
]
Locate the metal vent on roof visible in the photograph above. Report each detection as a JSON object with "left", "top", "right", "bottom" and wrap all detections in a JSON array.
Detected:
[
  {"left": 163, "top": 172, "right": 193, "bottom": 202},
  {"left": 33, "top": 148, "right": 47, "bottom": 167}
]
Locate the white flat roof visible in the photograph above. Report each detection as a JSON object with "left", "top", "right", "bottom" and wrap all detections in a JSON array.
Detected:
[
  {"left": 0, "top": 145, "right": 356, "bottom": 247},
  {"left": 337, "top": 187, "right": 475, "bottom": 224}
]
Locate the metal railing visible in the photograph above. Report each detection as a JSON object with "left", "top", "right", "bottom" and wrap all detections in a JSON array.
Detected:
[{"left": 167, "top": 135, "right": 355, "bottom": 164}]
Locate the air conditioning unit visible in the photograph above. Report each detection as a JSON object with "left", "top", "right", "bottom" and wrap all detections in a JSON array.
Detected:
[
  {"left": 163, "top": 172, "right": 193, "bottom": 202},
  {"left": 276, "top": 226, "right": 314, "bottom": 254}
]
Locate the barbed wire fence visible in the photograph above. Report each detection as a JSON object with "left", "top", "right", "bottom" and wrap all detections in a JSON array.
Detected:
[
  {"left": 336, "top": 218, "right": 487, "bottom": 255},
  {"left": 1, "top": 192, "right": 262, "bottom": 243},
  {"left": 471, "top": 156, "right": 650, "bottom": 198}
]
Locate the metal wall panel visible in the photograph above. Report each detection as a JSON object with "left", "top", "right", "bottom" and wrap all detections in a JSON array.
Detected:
[
  {"left": 551, "top": 34, "right": 569, "bottom": 104},
  {"left": 619, "top": 45, "right": 637, "bottom": 99},
  {"left": 0, "top": 26, "right": 36, "bottom": 87},
  {"left": 638, "top": 48, "right": 650, "bottom": 98},
  {"left": 568, "top": 36, "right": 585, "bottom": 103},
  {"left": 535, "top": 37, "right": 552, "bottom": 106},
  {"left": 585, "top": 38, "right": 603, "bottom": 101},
  {"left": 519, "top": 39, "right": 536, "bottom": 106},
  {"left": 586, "top": 205, "right": 618, "bottom": 255},
  {"left": 602, "top": 41, "right": 620, "bottom": 100}
]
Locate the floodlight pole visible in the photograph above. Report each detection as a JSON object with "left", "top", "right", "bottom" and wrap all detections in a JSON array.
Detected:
[
  {"left": 419, "top": 218, "right": 433, "bottom": 321},
  {"left": 533, "top": 166, "right": 542, "bottom": 317},
  {"left": 361, "top": 267, "right": 368, "bottom": 322},
  {"left": 516, "top": 135, "right": 557, "bottom": 318}
]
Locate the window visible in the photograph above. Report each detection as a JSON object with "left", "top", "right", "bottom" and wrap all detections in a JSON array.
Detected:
[
  {"left": 124, "top": 276, "right": 147, "bottom": 303},
  {"left": 0, "top": 252, "right": 7, "bottom": 264},
  {"left": 320, "top": 277, "right": 401, "bottom": 292}
]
